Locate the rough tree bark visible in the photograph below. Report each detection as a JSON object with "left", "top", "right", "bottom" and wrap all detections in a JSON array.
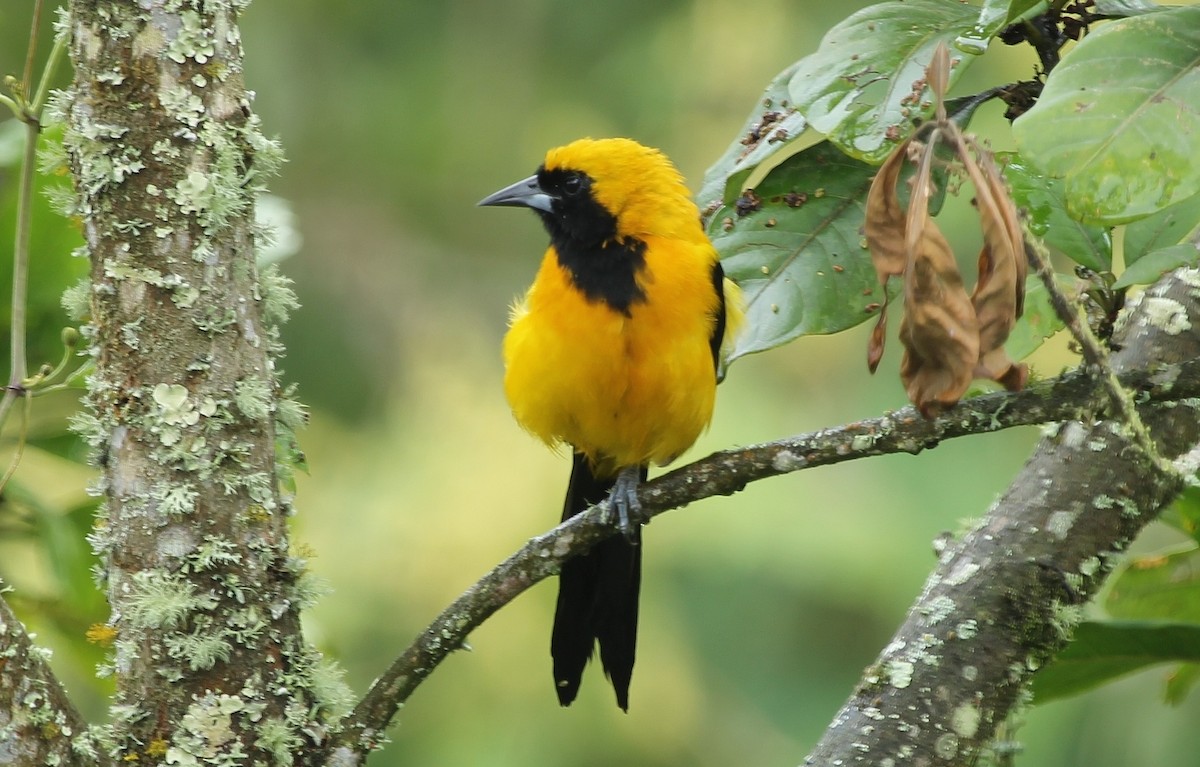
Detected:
[
  {"left": 56, "top": 0, "right": 331, "bottom": 763},
  {"left": 1, "top": 3, "right": 1198, "bottom": 767},
  {"left": 803, "top": 270, "right": 1200, "bottom": 766}
]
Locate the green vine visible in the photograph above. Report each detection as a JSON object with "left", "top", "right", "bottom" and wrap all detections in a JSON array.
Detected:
[{"left": 0, "top": 2, "right": 74, "bottom": 495}]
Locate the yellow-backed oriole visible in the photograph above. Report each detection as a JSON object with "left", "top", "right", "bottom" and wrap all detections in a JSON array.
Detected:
[{"left": 481, "top": 137, "right": 742, "bottom": 710}]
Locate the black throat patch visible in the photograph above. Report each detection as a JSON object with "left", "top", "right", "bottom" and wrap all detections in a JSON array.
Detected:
[
  {"left": 551, "top": 234, "right": 647, "bottom": 316},
  {"left": 535, "top": 168, "right": 647, "bottom": 316}
]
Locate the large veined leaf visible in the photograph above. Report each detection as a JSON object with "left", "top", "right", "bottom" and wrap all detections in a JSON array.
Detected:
[
  {"left": 1106, "top": 543, "right": 1200, "bottom": 623},
  {"left": 1012, "top": 6, "right": 1200, "bottom": 224},
  {"left": 1094, "top": 0, "right": 1166, "bottom": 16},
  {"left": 1001, "top": 154, "right": 1112, "bottom": 272},
  {"left": 1114, "top": 190, "right": 1200, "bottom": 287},
  {"left": 1113, "top": 244, "right": 1200, "bottom": 289},
  {"left": 965, "top": 0, "right": 1046, "bottom": 50},
  {"left": 1032, "top": 621, "right": 1200, "bottom": 703},
  {"left": 698, "top": 62, "right": 812, "bottom": 212},
  {"left": 1123, "top": 190, "right": 1200, "bottom": 265},
  {"left": 786, "top": 0, "right": 992, "bottom": 164},
  {"left": 708, "top": 142, "right": 878, "bottom": 359},
  {"left": 1160, "top": 486, "right": 1200, "bottom": 545}
]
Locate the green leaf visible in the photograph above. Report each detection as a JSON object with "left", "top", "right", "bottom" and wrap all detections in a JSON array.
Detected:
[
  {"left": 1095, "top": 0, "right": 1165, "bottom": 17},
  {"left": 1106, "top": 543, "right": 1200, "bottom": 622},
  {"left": 708, "top": 142, "right": 878, "bottom": 359},
  {"left": 697, "top": 62, "right": 812, "bottom": 212},
  {"left": 1032, "top": 620, "right": 1200, "bottom": 703},
  {"left": 1001, "top": 154, "right": 1112, "bottom": 271},
  {"left": 1160, "top": 487, "right": 1200, "bottom": 545},
  {"left": 967, "top": 0, "right": 1045, "bottom": 46},
  {"left": 1113, "top": 243, "right": 1200, "bottom": 289},
  {"left": 1164, "top": 663, "right": 1200, "bottom": 705},
  {"left": 1123, "top": 190, "right": 1200, "bottom": 265},
  {"left": 1004, "top": 274, "right": 1068, "bottom": 360},
  {"left": 786, "top": 0, "right": 983, "bottom": 164},
  {"left": 1012, "top": 7, "right": 1200, "bottom": 224}
]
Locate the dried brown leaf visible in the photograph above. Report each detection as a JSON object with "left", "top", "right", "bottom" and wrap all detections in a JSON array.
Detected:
[
  {"left": 959, "top": 139, "right": 1028, "bottom": 390},
  {"left": 865, "top": 137, "right": 912, "bottom": 288},
  {"left": 864, "top": 137, "right": 914, "bottom": 373},
  {"left": 898, "top": 214, "right": 979, "bottom": 418},
  {"left": 864, "top": 40, "right": 1028, "bottom": 411},
  {"left": 868, "top": 306, "right": 888, "bottom": 373},
  {"left": 928, "top": 42, "right": 951, "bottom": 124}
]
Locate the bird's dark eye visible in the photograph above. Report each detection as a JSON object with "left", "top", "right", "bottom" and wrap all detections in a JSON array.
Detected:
[{"left": 561, "top": 174, "right": 585, "bottom": 197}]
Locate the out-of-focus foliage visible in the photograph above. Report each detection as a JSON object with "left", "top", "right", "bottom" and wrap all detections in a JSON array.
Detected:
[
  {"left": 2, "top": 1, "right": 1200, "bottom": 766},
  {"left": 1012, "top": 5, "right": 1200, "bottom": 224}
]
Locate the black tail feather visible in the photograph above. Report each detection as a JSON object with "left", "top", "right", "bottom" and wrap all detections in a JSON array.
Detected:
[{"left": 551, "top": 453, "right": 644, "bottom": 710}]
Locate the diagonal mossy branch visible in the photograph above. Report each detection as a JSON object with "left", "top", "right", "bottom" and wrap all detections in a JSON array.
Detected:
[
  {"left": 321, "top": 270, "right": 1200, "bottom": 763},
  {"left": 803, "top": 268, "right": 1200, "bottom": 766},
  {"left": 0, "top": 586, "right": 107, "bottom": 766}
]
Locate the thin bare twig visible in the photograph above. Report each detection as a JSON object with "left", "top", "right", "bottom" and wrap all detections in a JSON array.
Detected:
[{"left": 1024, "top": 234, "right": 1173, "bottom": 474}]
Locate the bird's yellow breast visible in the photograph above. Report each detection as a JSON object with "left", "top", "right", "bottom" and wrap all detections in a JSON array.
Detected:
[{"left": 503, "top": 236, "right": 722, "bottom": 474}]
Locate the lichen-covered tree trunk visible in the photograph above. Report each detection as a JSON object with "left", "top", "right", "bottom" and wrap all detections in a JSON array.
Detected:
[{"left": 62, "top": 1, "right": 333, "bottom": 762}]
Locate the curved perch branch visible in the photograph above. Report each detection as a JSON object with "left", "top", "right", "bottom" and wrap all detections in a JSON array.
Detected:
[{"left": 321, "top": 270, "right": 1200, "bottom": 762}]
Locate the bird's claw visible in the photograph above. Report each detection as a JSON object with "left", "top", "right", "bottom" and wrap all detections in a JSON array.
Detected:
[{"left": 607, "top": 467, "right": 642, "bottom": 540}]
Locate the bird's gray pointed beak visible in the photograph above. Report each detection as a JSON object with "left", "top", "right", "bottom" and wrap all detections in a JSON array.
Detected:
[{"left": 478, "top": 174, "right": 555, "bottom": 213}]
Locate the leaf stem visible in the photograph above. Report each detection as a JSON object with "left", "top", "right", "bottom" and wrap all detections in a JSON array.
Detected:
[
  {"left": 0, "top": 10, "right": 62, "bottom": 462},
  {"left": 21, "top": 0, "right": 45, "bottom": 98},
  {"left": 32, "top": 34, "right": 67, "bottom": 115},
  {"left": 0, "top": 393, "right": 31, "bottom": 496},
  {"left": 0, "top": 93, "right": 19, "bottom": 118},
  {"left": 1024, "top": 233, "right": 1174, "bottom": 475}
]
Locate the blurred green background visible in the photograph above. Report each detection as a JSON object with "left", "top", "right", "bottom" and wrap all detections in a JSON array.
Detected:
[{"left": 2, "top": 1, "right": 1199, "bottom": 765}]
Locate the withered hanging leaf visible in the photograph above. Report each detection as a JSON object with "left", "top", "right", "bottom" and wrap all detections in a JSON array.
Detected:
[
  {"left": 864, "top": 137, "right": 913, "bottom": 372},
  {"left": 960, "top": 139, "right": 1028, "bottom": 389},
  {"left": 926, "top": 41, "right": 951, "bottom": 124},
  {"left": 865, "top": 40, "right": 1029, "bottom": 414},
  {"left": 898, "top": 213, "right": 980, "bottom": 418},
  {"left": 972, "top": 243, "right": 1030, "bottom": 390},
  {"left": 865, "top": 137, "right": 913, "bottom": 287},
  {"left": 868, "top": 304, "right": 889, "bottom": 373}
]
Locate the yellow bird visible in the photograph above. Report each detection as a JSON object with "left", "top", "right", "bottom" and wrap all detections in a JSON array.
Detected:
[{"left": 480, "top": 138, "right": 742, "bottom": 710}]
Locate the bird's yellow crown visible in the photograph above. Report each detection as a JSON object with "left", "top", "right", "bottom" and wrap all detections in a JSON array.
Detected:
[{"left": 542, "top": 138, "right": 702, "bottom": 242}]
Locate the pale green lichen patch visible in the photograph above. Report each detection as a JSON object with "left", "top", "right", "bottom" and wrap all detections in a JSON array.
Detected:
[
  {"left": 259, "top": 264, "right": 300, "bottom": 327},
  {"left": 164, "top": 630, "right": 233, "bottom": 671},
  {"left": 1078, "top": 556, "right": 1102, "bottom": 578},
  {"left": 771, "top": 449, "right": 806, "bottom": 472},
  {"left": 1045, "top": 507, "right": 1080, "bottom": 539},
  {"left": 951, "top": 703, "right": 981, "bottom": 738},
  {"left": 1141, "top": 295, "right": 1190, "bottom": 335},
  {"left": 945, "top": 560, "right": 980, "bottom": 586},
  {"left": 850, "top": 433, "right": 876, "bottom": 452},
  {"left": 167, "top": 10, "right": 216, "bottom": 64},
  {"left": 189, "top": 536, "right": 242, "bottom": 571},
  {"left": 886, "top": 659, "right": 914, "bottom": 689},
  {"left": 169, "top": 169, "right": 214, "bottom": 217},
  {"left": 934, "top": 732, "right": 960, "bottom": 759},
  {"left": 166, "top": 693, "right": 245, "bottom": 766},
  {"left": 255, "top": 715, "right": 303, "bottom": 767},
  {"left": 955, "top": 619, "right": 978, "bottom": 640},
  {"left": 923, "top": 594, "right": 957, "bottom": 625},
  {"left": 234, "top": 377, "right": 273, "bottom": 421},
  {"left": 124, "top": 570, "right": 217, "bottom": 630}
]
